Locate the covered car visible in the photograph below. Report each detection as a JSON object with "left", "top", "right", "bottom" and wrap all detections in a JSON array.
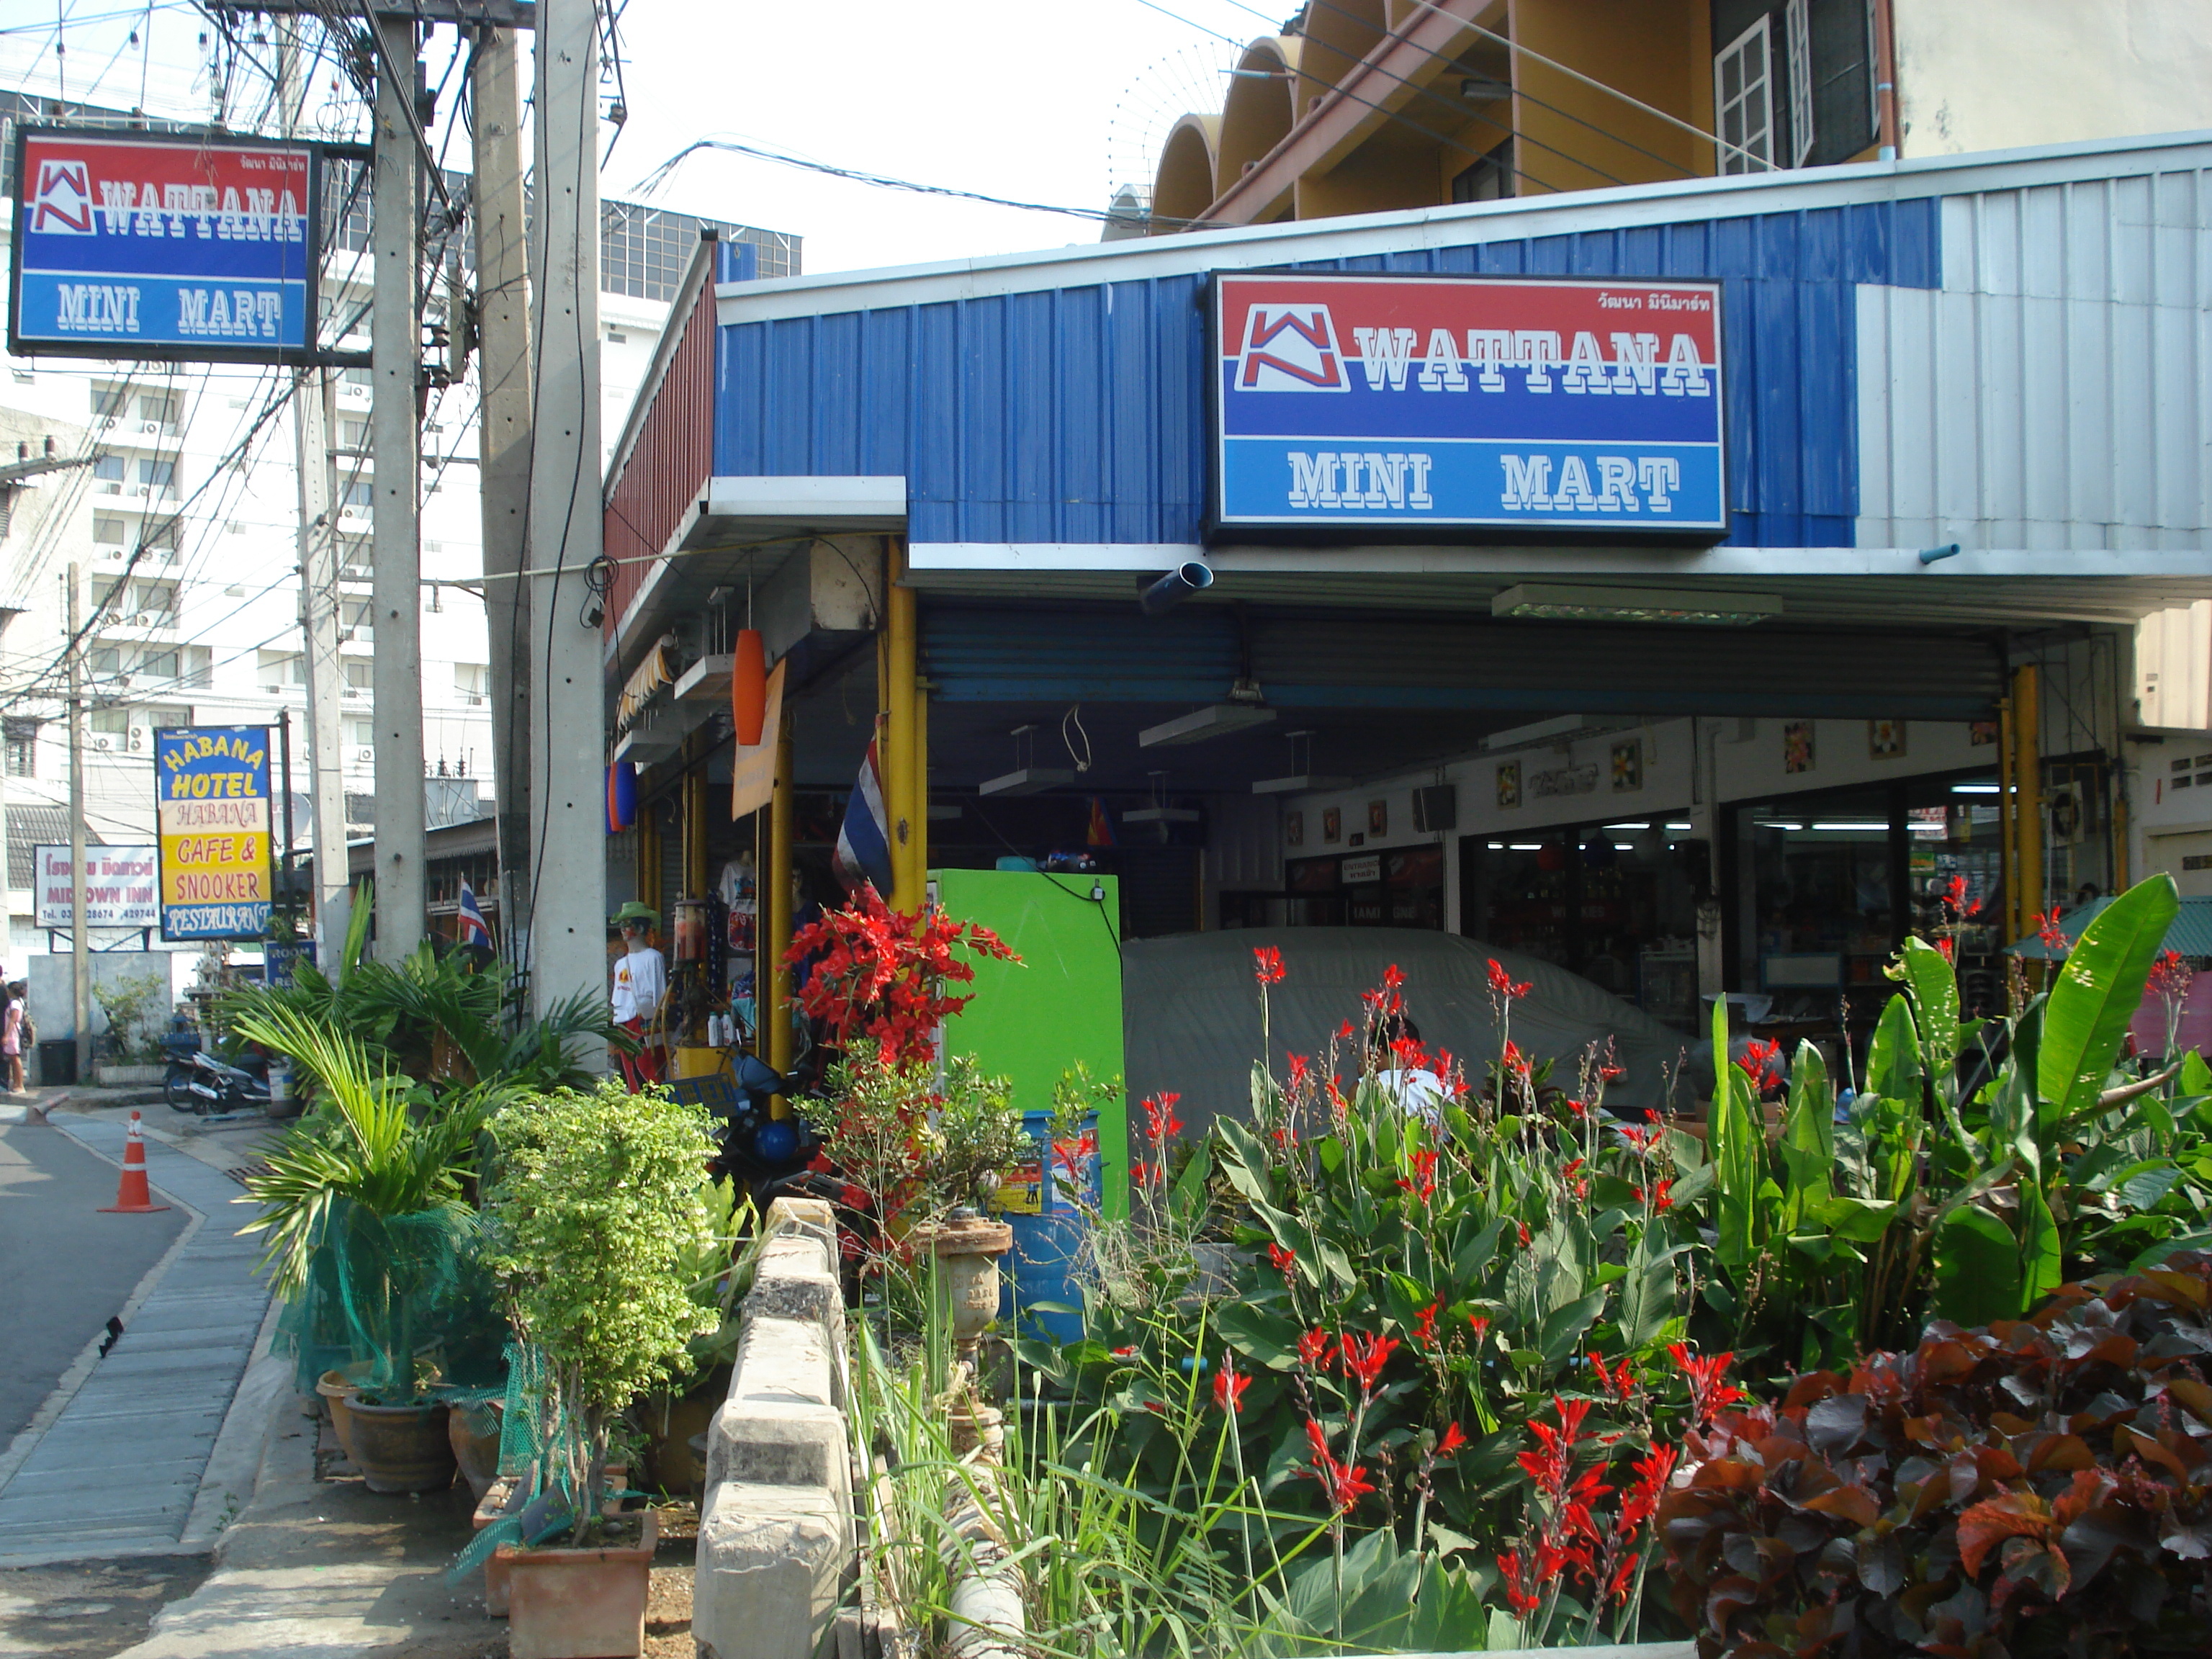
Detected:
[{"left": 1121, "top": 927, "right": 1694, "bottom": 1143}]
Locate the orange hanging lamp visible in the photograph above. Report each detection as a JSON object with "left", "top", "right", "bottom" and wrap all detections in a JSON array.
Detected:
[{"left": 732, "top": 628, "right": 767, "bottom": 745}]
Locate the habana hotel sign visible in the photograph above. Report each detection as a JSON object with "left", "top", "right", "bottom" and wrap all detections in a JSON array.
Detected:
[
  {"left": 1211, "top": 271, "right": 1726, "bottom": 536},
  {"left": 8, "top": 126, "right": 320, "bottom": 364},
  {"left": 156, "top": 726, "right": 274, "bottom": 940}
]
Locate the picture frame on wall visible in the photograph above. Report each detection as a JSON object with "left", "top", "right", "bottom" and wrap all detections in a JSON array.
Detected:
[
  {"left": 1285, "top": 809, "right": 1304, "bottom": 848},
  {"left": 1496, "top": 761, "right": 1521, "bottom": 809},
  {"left": 1323, "top": 806, "right": 1342, "bottom": 844},
  {"left": 1784, "top": 721, "right": 1815, "bottom": 775},
  {"left": 1368, "top": 799, "right": 1388, "bottom": 835},
  {"left": 1970, "top": 719, "right": 2000, "bottom": 747},
  {"left": 1869, "top": 719, "right": 1908, "bottom": 759},
  {"left": 1610, "top": 739, "right": 1642, "bottom": 792}
]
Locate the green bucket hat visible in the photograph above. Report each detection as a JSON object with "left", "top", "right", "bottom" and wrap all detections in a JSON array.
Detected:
[{"left": 610, "top": 902, "right": 660, "bottom": 930}]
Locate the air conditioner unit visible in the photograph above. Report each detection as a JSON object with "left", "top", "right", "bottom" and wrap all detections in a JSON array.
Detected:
[
  {"left": 127, "top": 724, "right": 150, "bottom": 752},
  {"left": 354, "top": 746, "right": 374, "bottom": 763},
  {"left": 92, "top": 734, "right": 114, "bottom": 751},
  {"left": 139, "top": 421, "right": 162, "bottom": 435}
]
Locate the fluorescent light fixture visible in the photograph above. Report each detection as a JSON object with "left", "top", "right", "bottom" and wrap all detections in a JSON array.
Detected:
[
  {"left": 1509, "top": 843, "right": 1541, "bottom": 850},
  {"left": 1493, "top": 583, "right": 1784, "bottom": 626},
  {"left": 1951, "top": 783, "right": 2000, "bottom": 794},
  {"left": 1252, "top": 773, "right": 1349, "bottom": 795},
  {"left": 1479, "top": 714, "right": 1586, "bottom": 752},
  {"left": 1487, "top": 842, "right": 1503, "bottom": 849},
  {"left": 1810, "top": 822, "right": 1889, "bottom": 831},
  {"left": 1755, "top": 820, "right": 1804, "bottom": 830},
  {"left": 1124, "top": 806, "right": 1200, "bottom": 824},
  {"left": 1139, "top": 704, "right": 1277, "bottom": 747},
  {"left": 1614, "top": 842, "right": 1635, "bottom": 850},
  {"left": 980, "top": 767, "right": 1074, "bottom": 797},
  {"left": 927, "top": 803, "right": 964, "bottom": 820},
  {"left": 1665, "top": 822, "right": 1693, "bottom": 831},
  {"left": 1602, "top": 823, "right": 1650, "bottom": 831}
]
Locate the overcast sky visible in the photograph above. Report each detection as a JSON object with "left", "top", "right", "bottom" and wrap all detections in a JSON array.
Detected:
[{"left": 1, "top": 0, "right": 1285, "bottom": 276}]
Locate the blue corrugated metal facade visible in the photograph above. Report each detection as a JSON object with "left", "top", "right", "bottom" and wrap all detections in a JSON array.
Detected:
[{"left": 713, "top": 200, "right": 1941, "bottom": 549}]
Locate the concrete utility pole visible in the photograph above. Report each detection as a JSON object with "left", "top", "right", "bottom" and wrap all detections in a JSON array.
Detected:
[
  {"left": 277, "top": 22, "right": 351, "bottom": 963},
  {"left": 525, "top": 0, "right": 609, "bottom": 1029},
  {"left": 65, "top": 565, "right": 89, "bottom": 1081},
  {"left": 370, "top": 12, "right": 426, "bottom": 963},
  {"left": 469, "top": 24, "right": 533, "bottom": 969}
]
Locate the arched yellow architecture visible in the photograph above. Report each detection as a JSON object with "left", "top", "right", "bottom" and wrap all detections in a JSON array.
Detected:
[
  {"left": 1294, "top": 0, "right": 1385, "bottom": 117},
  {"left": 1218, "top": 38, "right": 1301, "bottom": 208},
  {"left": 1151, "top": 114, "right": 1222, "bottom": 230}
]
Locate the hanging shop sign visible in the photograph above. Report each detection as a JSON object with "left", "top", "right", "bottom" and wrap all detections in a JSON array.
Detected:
[
  {"left": 1210, "top": 271, "right": 1726, "bottom": 536},
  {"left": 6, "top": 126, "right": 321, "bottom": 364},
  {"left": 33, "top": 845, "right": 158, "bottom": 929},
  {"left": 155, "top": 725, "right": 274, "bottom": 940}
]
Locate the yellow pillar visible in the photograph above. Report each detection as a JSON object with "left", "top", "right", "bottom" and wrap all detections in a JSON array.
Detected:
[
  {"left": 2014, "top": 666, "right": 2043, "bottom": 928},
  {"left": 765, "top": 706, "right": 795, "bottom": 1098},
  {"left": 681, "top": 752, "right": 709, "bottom": 898},
  {"left": 884, "top": 536, "right": 922, "bottom": 911},
  {"left": 913, "top": 683, "right": 930, "bottom": 901},
  {"left": 1997, "top": 698, "right": 2017, "bottom": 943},
  {"left": 636, "top": 788, "right": 660, "bottom": 919}
]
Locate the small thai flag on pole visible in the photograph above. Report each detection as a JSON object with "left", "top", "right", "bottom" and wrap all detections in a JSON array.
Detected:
[
  {"left": 834, "top": 737, "right": 894, "bottom": 896},
  {"left": 457, "top": 880, "right": 493, "bottom": 948}
]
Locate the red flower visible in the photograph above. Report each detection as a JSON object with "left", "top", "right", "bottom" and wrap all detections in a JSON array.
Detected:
[
  {"left": 1130, "top": 1159, "right": 1157, "bottom": 1187},
  {"left": 1436, "top": 1421, "right": 1467, "bottom": 1457},
  {"left": 1285, "top": 1051, "right": 1310, "bottom": 1092},
  {"left": 1339, "top": 1332, "right": 1400, "bottom": 1393},
  {"left": 1383, "top": 963, "right": 1406, "bottom": 992},
  {"left": 1141, "top": 1093, "right": 1185, "bottom": 1146},
  {"left": 1486, "top": 958, "right": 1532, "bottom": 999},
  {"left": 784, "top": 886, "right": 1019, "bottom": 1066},
  {"left": 1565, "top": 1096, "right": 1591, "bottom": 1118},
  {"left": 1598, "top": 1060, "right": 1625, "bottom": 1082},
  {"left": 1110, "top": 1346, "right": 1136, "bottom": 1358},
  {"left": 1213, "top": 1358, "right": 1251, "bottom": 1413},
  {"left": 1619, "top": 1125, "right": 1659, "bottom": 1154},
  {"left": 1321, "top": 1452, "right": 1375, "bottom": 1514},
  {"left": 1616, "top": 1444, "right": 1677, "bottom": 1534},
  {"left": 1936, "top": 935, "right": 1956, "bottom": 964},
  {"left": 1303, "top": 1416, "right": 1331, "bottom": 1465},
  {"left": 1412, "top": 1298, "right": 1441, "bottom": 1349},
  {"left": 1395, "top": 1147, "right": 1439, "bottom": 1202},
  {"left": 1296, "top": 1328, "right": 1336, "bottom": 1370},
  {"left": 1587, "top": 1352, "right": 1634, "bottom": 1402},
  {"left": 1496, "top": 1550, "right": 1539, "bottom": 1618},
  {"left": 2152, "top": 948, "right": 2195, "bottom": 1002},
  {"left": 1735, "top": 1038, "right": 1780, "bottom": 1082},
  {"left": 1631, "top": 1177, "right": 1674, "bottom": 1213},
  {"left": 1667, "top": 1343, "right": 1744, "bottom": 1423},
  {"left": 2035, "top": 909, "right": 2069, "bottom": 953},
  {"left": 1516, "top": 1221, "right": 1532, "bottom": 1248},
  {"left": 1251, "top": 945, "right": 1285, "bottom": 986},
  {"left": 1336, "top": 1019, "right": 1357, "bottom": 1042},
  {"left": 1467, "top": 1314, "right": 1491, "bottom": 1343},
  {"left": 1267, "top": 1241, "right": 1297, "bottom": 1277}
]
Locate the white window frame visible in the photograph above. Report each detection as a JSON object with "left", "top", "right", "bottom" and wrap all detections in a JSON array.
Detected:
[
  {"left": 1714, "top": 15, "right": 1776, "bottom": 175},
  {"left": 1785, "top": 0, "right": 1815, "bottom": 166}
]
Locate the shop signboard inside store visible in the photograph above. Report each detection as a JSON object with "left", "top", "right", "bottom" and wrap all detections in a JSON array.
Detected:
[
  {"left": 1212, "top": 271, "right": 1727, "bottom": 535},
  {"left": 155, "top": 725, "right": 274, "bottom": 940}
]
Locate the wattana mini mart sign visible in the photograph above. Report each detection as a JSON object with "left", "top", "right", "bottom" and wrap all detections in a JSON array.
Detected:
[
  {"left": 1210, "top": 272, "right": 1726, "bottom": 536},
  {"left": 155, "top": 725, "right": 274, "bottom": 940},
  {"left": 7, "top": 126, "right": 320, "bottom": 364}
]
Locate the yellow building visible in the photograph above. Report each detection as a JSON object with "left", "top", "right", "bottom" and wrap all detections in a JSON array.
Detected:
[{"left": 1143, "top": 0, "right": 2212, "bottom": 233}]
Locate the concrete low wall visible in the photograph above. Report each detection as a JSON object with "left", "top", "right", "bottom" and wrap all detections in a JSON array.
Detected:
[{"left": 692, "top": 1197, "right": 855, "bottom": 1659}]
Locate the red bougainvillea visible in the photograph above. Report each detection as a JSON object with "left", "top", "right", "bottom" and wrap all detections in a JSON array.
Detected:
[{"left": 784, "top": 884, "right": 1019, "bottom": 1065}]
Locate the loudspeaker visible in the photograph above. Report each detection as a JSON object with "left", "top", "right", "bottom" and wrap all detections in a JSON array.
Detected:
[{"left": 1411, "top": 783, "right": 1457, "bottom": 832}]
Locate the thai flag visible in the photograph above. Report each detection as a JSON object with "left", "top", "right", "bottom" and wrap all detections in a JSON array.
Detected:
[
  {"left": 457, "top": 881, "right": 493, "bottom": 948},
  {"left": 833, "top": 739, "right": 893, "bottom": 896}
]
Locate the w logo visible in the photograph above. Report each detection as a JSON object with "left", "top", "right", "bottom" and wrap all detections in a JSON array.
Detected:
[
  {"left": 30, "top": 159, "right": 95, "bottom": 234},
  {"left": 1236, "top": 303, "right": 1348, "bottom": 392}
]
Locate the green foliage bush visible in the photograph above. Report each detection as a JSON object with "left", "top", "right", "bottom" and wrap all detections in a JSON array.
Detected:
[{"left": 1659, "top": 1254, "right": 2212, "bottom": 1658}]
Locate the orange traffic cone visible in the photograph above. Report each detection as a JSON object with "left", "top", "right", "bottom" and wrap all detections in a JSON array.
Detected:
[{"left": 99, "top": 1112, "right": 170, "bottom": 1214}]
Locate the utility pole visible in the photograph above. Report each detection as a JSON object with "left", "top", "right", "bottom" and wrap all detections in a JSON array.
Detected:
[
  {"left": 525, "top": 0, "right": 608, "bottom": 1029},
  {"left": 469, "top": 24, "right": 533, "bottom": 972},
  {"left": 277, "top": 20, "right": 351, "bottom": 963},
  {"left": 66, "top": 565, "right": 89, "bottom": 1082},
  {"left": 370, "top": 11, "right": 426, "bottom": 963}
]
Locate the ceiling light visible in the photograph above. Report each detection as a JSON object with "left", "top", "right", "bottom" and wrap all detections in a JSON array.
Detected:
[
  {"left": 1460, "top": 75, "right": 1511, "bottom": 101},
  {"left": 1492, "top": 583, "right": 1784, "bottom": 626},
  {"left": 1479, "top": 714, "right": 1586, "bottom": 752},
  {"left": 1951, "top": 783, "right": 2000, "bottom": 794},
  {"left": 980, "top": 767, "right": 1073, "bottom": 797},
  {"left": 1665, "top": 822, "right": 1693, "bottom": 831},
  {"left": 1251, "top": 728, "right": 1346, "bottom": 795},
  {"left": 1509, "top": 843, "right": 1540, "bottom": 850},
  {"left": 1140, "top": 703, "right": 1277, "bottom": 747},
  {"left": 1810, "top": 822, "right": 1889, "bottom": 832}
]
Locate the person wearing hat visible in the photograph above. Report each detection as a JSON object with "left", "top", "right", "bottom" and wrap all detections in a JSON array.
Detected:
[{"left": 609, "top": 902, "right": 668, "bottom": 1091}]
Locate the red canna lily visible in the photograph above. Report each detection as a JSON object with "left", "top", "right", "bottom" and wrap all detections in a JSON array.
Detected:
[
  {"left": 1141, "top": 1093, "right": 1185, "bottom": 1145},
  {"left": 1213, "top": 1358, "right": 1251, "bottom": 1413},
  {"left": 1267, "top": 1241, "right": 1297, "bottom": 1276},
  {"left": 1436, "top": 1421, "right": 1467, "bottom": 1457},
  {"left": 1486, "top": 958, "right": 1532, "bottom": 999},
  {"left": 1395, "top": 1146, "right": 1439, "bottom": 1202},
  {"left": 1496, "top": 1550, "right": 1539, "bottom": 1618},
  {"left": 1667, "top": 1342, "right": 1744, "bottom": 1422},
  {"left": 1339, "top": 1331, "right": 1400, "bottom": 1393},
  {"left": 1412, "top": 1298, "right": 1441, "bottom": 1349},
  {"left": 1251, "top": 945, "right": 1285, "bottom": 986},
  {"left": 1296, "top": 1328, "right": 1336, "bottom": 1370}
]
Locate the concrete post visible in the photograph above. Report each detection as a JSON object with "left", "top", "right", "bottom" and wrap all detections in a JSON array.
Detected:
[
  {"left": 370, "top": 12, "right": 426, "bottom": 961},
  {"left": 524, "top": 0, "right": 609, "bottom": 1030},
  {"left": 469, "top": 25, "right": 533, "bottom": 967},
  {"left": 66, "top": 565, "right": 89, "bottom": 1080}
]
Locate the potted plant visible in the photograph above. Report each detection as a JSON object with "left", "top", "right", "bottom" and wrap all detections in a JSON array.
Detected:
[
  {"left": 482, "top": 1079, "right": 720, "bottom": 1659},
  {"left": 235, "top": 1004, "right": 491, "bottom": 1492},
  {"left": 92, "top": 969, "right": 170, "bottom": 1085}
]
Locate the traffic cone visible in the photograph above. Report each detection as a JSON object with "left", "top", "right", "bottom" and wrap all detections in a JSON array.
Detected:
[{"left": 99, "top": 1112, "right": 170, "bottom": 1214}]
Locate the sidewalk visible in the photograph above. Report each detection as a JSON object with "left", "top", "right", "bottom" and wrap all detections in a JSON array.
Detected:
[{"left": 0, "top": 1100, "right": 276, "bottom": 1567}]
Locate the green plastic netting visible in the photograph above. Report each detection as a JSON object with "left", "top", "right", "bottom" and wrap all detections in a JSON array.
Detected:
[
  {"left": 446, "top": 1341, "right": 582, "bottom": 1585},
  {"left": 276, "top": 1198, "right": 509, "bottom": 1399}
]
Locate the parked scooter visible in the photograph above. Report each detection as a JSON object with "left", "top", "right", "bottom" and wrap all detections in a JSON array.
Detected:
[{"left": 163, "top": 1044, "right": 271, "bottom": 1115}]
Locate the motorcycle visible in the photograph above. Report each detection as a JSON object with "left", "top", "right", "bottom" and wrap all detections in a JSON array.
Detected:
[{"left": 163, "top": 1044, "right": 271, "bottom": 1115}]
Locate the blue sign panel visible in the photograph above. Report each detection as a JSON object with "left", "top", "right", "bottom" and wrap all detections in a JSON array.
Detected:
[
  {"left": 9, "top": 127, "right": 320, "bottom": 364},
  {"left": 1213, "top": 272, "right": 1727, "bottom": 536}
]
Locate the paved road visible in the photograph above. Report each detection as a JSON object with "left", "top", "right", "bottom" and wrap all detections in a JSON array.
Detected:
[{"left": 0, "top": 1125, "right": 186, "bottom": 1441}]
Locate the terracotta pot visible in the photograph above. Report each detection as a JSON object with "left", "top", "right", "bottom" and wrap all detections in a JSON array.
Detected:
[
  {"left": 498, "top": 1509, "right": 659, "bottom": 1659},
  {"left": 475, "top": 1477, "right": 523, "bottom": 1617},
  {"left": 449, "top": 1401, "right": 504, "bottom": 1502},
  {"left": 315, "top": 1370, "right": 360, "bottom": 1464},
  {"left": 345, "top": 1398, "right": 456, "bottom": 1494}
]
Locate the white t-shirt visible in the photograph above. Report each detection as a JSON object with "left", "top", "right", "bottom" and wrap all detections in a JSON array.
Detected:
[
  {"left": 611, "top": 945, "right": 667, "bottom": 1024},
  {"left": 1376, "top": 1066, "right": 1448, "bottom": 1118}
]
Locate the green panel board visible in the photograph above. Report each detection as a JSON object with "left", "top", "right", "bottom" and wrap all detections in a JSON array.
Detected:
[{"left": 932, "top": 868, "right": 1128, "bottom": 1219}]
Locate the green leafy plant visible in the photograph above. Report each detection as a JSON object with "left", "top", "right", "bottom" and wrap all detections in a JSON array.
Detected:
[
  {"left": 482, "top": 1079, "right": 719, "bottom": 1543},
  {"left": 94, "top": 970, "right": 168, "bottom": 1064},
  {"left": 1658, "top": 1254, "right": 2212, "bottom": 1658}
]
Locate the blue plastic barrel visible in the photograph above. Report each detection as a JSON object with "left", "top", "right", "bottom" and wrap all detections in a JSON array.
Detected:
[{"left": 997, "top": 1110, "right": 1097, "bottom": 1346}]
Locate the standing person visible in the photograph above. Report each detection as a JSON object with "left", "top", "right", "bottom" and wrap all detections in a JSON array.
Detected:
[
  {"left": 2, "top": 983, "right": 24, "bottom": 1094},
  {"left": 608, "top": 903, "right": 667, "bottom": 1092}
]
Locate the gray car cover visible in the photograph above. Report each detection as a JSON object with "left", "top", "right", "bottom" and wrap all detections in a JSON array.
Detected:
[{"left": 1120, "top": 927, "right": 1694, "bottom": 1142}]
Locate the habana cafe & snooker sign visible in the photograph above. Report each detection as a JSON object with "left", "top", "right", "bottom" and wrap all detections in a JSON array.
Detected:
[
  {"left": 1211, "top": 271, "right": 1727, "bottom": 536},
  {"left": 6, "top": 126, "right": 321, "bottom": 365},
  {"left": 156, "top": 726, "right": 274, "bottom": 940}
]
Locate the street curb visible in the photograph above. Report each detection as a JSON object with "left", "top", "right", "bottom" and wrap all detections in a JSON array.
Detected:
[
  {"left": 179, "top": 1293, "right": 288, "bottom": 1551},
  {"left": 0, "top": 1125, "right": 207, "bottom": 1497}
]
